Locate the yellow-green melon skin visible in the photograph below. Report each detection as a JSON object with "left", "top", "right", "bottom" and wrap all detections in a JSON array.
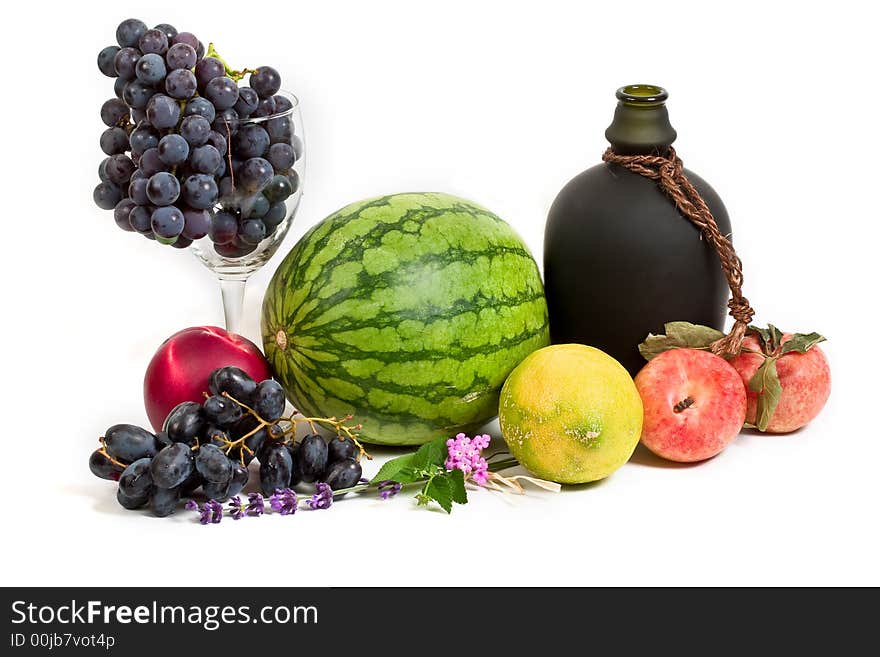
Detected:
[{"left": 499, "top": 344, "right": 643, "bottom": 484}]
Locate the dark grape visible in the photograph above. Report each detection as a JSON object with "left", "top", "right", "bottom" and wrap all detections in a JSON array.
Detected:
[
  {"left": 119, "top": 457, "right": 153, "bottom": 497},
  {"left": 267, "top": 143, "right": 296, "bottom": 172},
  {"left": 101, "top": 98, "right": 129, "bottom": 127},
  {"left": 182, "top": 207, "right": 212, "bottom": 240},
  {"left": 152, "top": 206, "right": 185, "bottom": 241},
  {"left": 89, "top": 450, "right": 124, "bottom": 481},
  {"left": 259, "top": 443, "right": 293, "bottom": 496},
  {"left": 157, "top": 134, "right": 189, "bottom": 165},
  {"left": 212, "top": 108, "right": 239, "bottom": 135},
  {"left": 129, "top": 125, "right": 159, "bottom": 155},
  {"left": 100, "top": 127, "right": 129, "bottom": 155},
  {"left": 113, "top": 47, "right": 141, "bottom": 80},
  {"left": 150, "top": 486, "right": 181, "bottom": 517},
  {"left": 322, "top": 458, "right": 362, "bottom": 491},
  {"left": 234, "top": 87, "right": 260, "bottom": 116},
  {"left": 165, "top": 69, "right": 197, "bottom": 99},
  {"left": 327, "top": 437, "right": 358, "bottom": 464},
  {"left": 171, "top": 236, "right": 193, "bottom": 249},
  {"left": 263, "top": 175, "right": 293, "bottom": 203},
  {"left": 195, "top": 444, "right": 234, "bottom": 483},
  {"left": 195, "top": 57, "right": 225, "bottom": 92},
  {"left": 166, "top": 42, "right": 196, "bottom": 70},
  {"left": 238, "top": 219, "right": 266, "bottom": 245},
  {"left": 218, "top": 176, "right": 235, "bottom": 199},
  {"left": 163, "top": 401, "right": 205, "bottom": 445},
  {"left": 203, "top": 394, "right": 243, "bottom": 426},
  {"left": 214, "top": 240, "right": 257, "bottom": 258},
  {"left": 114, "top": 76, "right": 127, "bottom": 99},
  {"left": 253, "top": 380, "right": 285, "bottom": 421},
  {"left": 190, "top": 144, "right": 222, "bottom": 174},
  {"left": 138, "top": 29, "right": 168, "bottom": 56},
  {"left": 146, "top": 94, "right": 181, "bottom": 129},
  {"left": 171, "top": 32, "right": 199, "bottom": 51},
  {"left": 114, "top": 199, "right": 137, "bottom": 232},
  {"left": 252, "top": 96, "right": 276, "bottom": 118},
  {"left": 146, "top": 172, "right": 180, "bottom": 206},
  {"left": 243, "top": 193, "right": 270, "bottom": 219},
  {"left": 286, "top": 443, "right": 302, "bottom": 486},
  {"left": 250, "top": 66, "right": 281, "bottom": 98},
  {"left": 180, "top": 115, "right": 211, "bottom": 146},
  {"left": 202, "top": 478, "right": 232, "bottom": 502},
  {"left": 266, "top": 115, "right": 293, "bottom": 144},
  {"left": 93, "top": 182, "right": 123, "bottom": 210},
  {"left": 116, "top": 18, "right": 147, "bottom": 48},
  {"left": 286, "top": 169, "right": 301, "bottom": 194},
  {"left": 180, "top": 469, "right": 203, "bottom": 494},
  {"left": 150, "top": 443, "right": 194, "bottom": 489},
  {"left": 273, "top": 94, "right": 293, "bottom": 113},
  {"left": 135, "top": 53, "right": 166, "bottom": 85},
  {"left": 117, "top": 486, "right": 150, "bottom": 510},
  {"left": 153, "top": 23, "right": 178, "bottom": 41},
  {"left": 208, "top": 210, "right": 238, "bottom": 244},
  {"left": 239, "top": 157, "right": 273, "bottom": 193},
  {"left": 206, "top": 130, "right": 228, "bottom": 156},
  {"left": 205, "top": 76, "right": 240, "bottom": 110},
  {"left": 98, "top": 45, "right": 121, "bottom": 77},
  {"left": 228, "top": 463, "right": 249, "bottom": 497},
  {"left": 184, "top": 97, "right": 216, "bottom": 123},
  {"left": 140, "top": 148, "right": 167, "bottom": 176},
  {"left": 155, "top": 430, "right": 173, "bottom": 449},
  {"left": 105, "top": 154, "right": 136, "bottom": 185},
  {"left": 104, "top": 424, "right": 159, "bottom": 462},
  {"left": 98, "top": 157, "right": 111, "bottom": 182},
  {"left": 122, "top": 80, "right": 155, "bottom": 109},
  {"left": 209, "top": 367, "right": 258, "bottom": 402},
  {"left": 296, "top": 434, "right": 328, "bottom": 484},
  {"left": 233, "top": 124, "right": 269, "bottom": 158},
  {"left": 263, "top": 203, "right": 287, "bottom": 234},
  {"left": 182, "top": 174, "right": 219, "bottom": 209},
  {"left": 129, "top": 205, "right": 153, "bottom": 232}
]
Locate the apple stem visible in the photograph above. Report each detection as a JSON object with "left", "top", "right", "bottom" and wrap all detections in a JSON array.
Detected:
[{"left": 673, "top": 396, "right": 695, "bottom": 413}]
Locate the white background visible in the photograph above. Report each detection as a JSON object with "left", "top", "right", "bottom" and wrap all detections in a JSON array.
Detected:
[{"left": 2, "top": 0, "right": 877, "bottom": 586}]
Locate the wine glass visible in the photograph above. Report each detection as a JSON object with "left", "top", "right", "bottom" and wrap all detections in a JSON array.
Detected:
[{"left": 190, "top": 91, "right": 304, "bottom": 334}]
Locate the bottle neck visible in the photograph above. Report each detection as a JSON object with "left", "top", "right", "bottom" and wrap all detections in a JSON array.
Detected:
[{"left": 604, "top": 85, "right": 677, "bottom": 156}]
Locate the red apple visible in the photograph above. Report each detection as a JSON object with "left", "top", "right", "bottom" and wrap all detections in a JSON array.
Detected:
[
  {"left": 728, "top": 333, "right": 831, "bottom": 433},
  {"left": 634, "top": 348, "right": 747, "bottom": 462},
  {"left": 143, "top": 326, "right": 271, "bottom": 431}
]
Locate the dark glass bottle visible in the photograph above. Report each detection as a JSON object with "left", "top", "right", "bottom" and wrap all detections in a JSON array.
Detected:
[{"left": 544, "top": 85, "right": 730, "bottom": 375}]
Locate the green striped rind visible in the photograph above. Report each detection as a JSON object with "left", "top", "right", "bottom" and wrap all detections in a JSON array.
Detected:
[{"left": 262, "top": 192, "right": 549, "bottom": 445}]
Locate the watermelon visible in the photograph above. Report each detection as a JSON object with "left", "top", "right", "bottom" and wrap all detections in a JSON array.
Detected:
[{"left": 261, "top": 192, "right": 549, "bottom": 445}]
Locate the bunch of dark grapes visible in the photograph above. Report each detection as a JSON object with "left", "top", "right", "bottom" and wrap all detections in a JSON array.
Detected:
[
  {"left": 95, "top": 18, "right": 301, "bottom": 257},
  {"left": 89, "top": 366, "right": 363, "bottom": 517}
]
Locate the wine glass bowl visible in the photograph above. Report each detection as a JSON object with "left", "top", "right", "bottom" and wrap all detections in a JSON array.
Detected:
[{"left": 189, "top": 91, "right": 304, "bottom": 333}]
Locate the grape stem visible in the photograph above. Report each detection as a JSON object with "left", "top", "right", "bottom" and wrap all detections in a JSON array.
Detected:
[
  {"left": 205, "top": 43, "right": 254, "bottom": 82},
  {"left": 96, "top": 440, "right": 127, "bottom": 469},
  {"left": 216, "top": 392, "right": 371, "bottom": 464}
]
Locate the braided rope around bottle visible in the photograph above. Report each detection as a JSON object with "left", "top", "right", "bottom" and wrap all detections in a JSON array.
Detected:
[{"left": 602, "top": 146, "right": 754, "bottom": 356}]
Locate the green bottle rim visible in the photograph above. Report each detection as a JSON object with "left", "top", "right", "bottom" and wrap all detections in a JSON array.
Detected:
[{"left": 616, "top": 84, "right": 668, "bottom": 106}]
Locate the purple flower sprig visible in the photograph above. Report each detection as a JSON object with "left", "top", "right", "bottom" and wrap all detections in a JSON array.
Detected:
[
  {"left": 306, "top": 482, "right": 333, "bottom": 510},
  {"left": 269, "top": 489, "right": 298, "bottom": 515}
]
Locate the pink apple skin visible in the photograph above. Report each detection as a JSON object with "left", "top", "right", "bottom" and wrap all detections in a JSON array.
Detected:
[
  {"left": 728, "top": 334, "right": 831, "bottom": 433},
  {"left": 144, "top": 326, "right": 271, "bottom": 431},
  {"left": 634, "top": 348, "right": 747, "bottom": 462}
]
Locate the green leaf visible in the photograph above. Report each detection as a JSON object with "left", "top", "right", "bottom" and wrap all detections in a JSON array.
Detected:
[
  {"left": 638, "top": 322, "right": 725, "bottom": 361},
  {"left": 424, "top": 475, "right": 453, "bottom": 513},
  {"left": 410, "top": 436, "right": 448, "bottom": 471},
  {"left": 749, "top": 357, "right": 783, "bottom": 431},
  {"left": 767, "top": 324, "right": 784, "bottom": 353},
  {"left": 370, "top": 453, "right": 419, "bottom": 485},
  {"left": 446, "top": 469, "right": 468, "bottom": 505},
  {"left": 781, "top": 332, "right": 826, "bottom": 355},
  {"left": 369, "top": 436, "right": 449, "bottom": 485}
]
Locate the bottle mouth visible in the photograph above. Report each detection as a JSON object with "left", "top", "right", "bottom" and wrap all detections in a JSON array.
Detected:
[{"left": 616, "top": 84, "right": 668, "bottom": 105}]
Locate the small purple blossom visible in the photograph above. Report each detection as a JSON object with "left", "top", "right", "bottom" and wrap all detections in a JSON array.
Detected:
[
  {"left": 185, "top": 499, "right": 199, "bottom": 512},
  {"left": 228, "top": 496, "right": 244, "bottom": 520},
  {"left": 377, "top": 480, "right": 403, "bottom": 500},
  {"left": 205, "top": 499, "right": 223, "bottom": 524},
  {"left": 269, "top": 488, "right": 298, "bottom": 515},
  {"left": 246, "top": 492, "right": 265, "bottom": 517},
  {"left": 306, "top": 482, "right": 333, "bottom": 510},
  {"left": 445, "top": 433, "right": 490, "bottom": 486}
]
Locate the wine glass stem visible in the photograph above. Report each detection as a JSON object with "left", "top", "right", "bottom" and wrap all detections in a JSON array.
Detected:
[{"left": 219, "top": 277, "right": 247, "bottom": 335}]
